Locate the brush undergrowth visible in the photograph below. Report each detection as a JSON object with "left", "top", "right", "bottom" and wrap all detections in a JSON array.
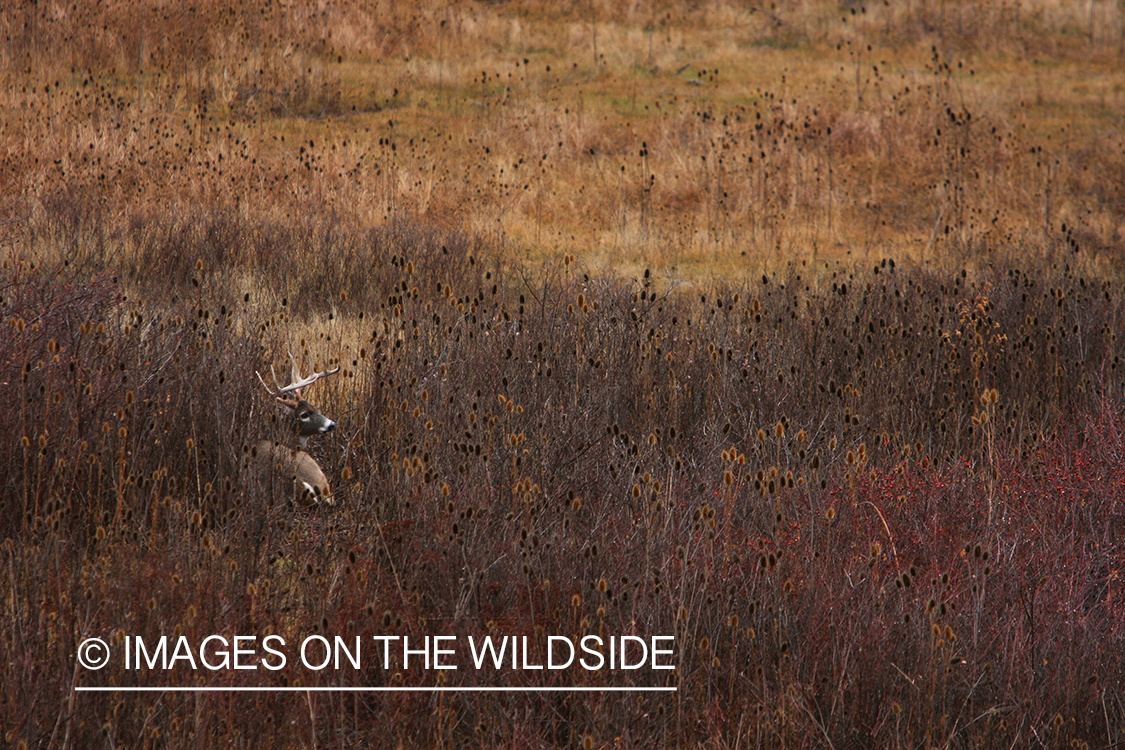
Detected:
[
  {"left": 2, "top": 2, "right": 1124, "bottom": 748},
  {"left": 2, "top": 199, "right": 1122, "bottom": 748}
]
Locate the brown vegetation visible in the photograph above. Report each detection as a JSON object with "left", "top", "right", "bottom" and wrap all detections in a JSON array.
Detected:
[
  {"left": 2, "top": 1, "right": 1124, "bottom": 748},
  {"left": 4, "top": 0, "right": 1125, "bottom": 274}
]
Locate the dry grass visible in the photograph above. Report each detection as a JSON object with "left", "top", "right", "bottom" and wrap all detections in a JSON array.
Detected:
[
  {"left": 3, "top": 0, "right": 1125, "bottom": 282},
  {"left": 2, "top": 208, "right": 1124, "bottom": 748},
  {"left": 2, "top": 2, "right": 1125, "bottom": 749}
]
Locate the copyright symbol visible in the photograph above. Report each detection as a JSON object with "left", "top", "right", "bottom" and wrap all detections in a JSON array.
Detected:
[{"left": 77, "top": 638, "right": 110, "bottom": 670}]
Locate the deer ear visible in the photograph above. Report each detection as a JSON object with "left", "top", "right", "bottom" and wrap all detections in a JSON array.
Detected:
[{"left": 277, "top": 396, "right": 299, "bottom": 408}]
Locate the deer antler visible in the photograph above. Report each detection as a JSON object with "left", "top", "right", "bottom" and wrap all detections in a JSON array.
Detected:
[{"left": 257, "top": 351, "right": 340, "bottom": 398}]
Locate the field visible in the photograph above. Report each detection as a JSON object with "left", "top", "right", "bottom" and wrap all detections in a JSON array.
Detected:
[{"left": 2, "top": 1, "right": 1125, "bottom": 748}]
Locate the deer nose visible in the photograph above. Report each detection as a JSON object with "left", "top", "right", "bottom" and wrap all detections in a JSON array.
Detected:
[{"left": 322, "top": 419, "right": 336, "bottom": 433}]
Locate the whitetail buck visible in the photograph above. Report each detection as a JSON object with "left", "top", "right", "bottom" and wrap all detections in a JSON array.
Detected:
[{"left": 255, "top": 352, "right": 339, "bottom": 506}]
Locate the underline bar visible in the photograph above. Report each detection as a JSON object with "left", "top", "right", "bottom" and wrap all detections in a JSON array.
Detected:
[{"left": 77, "top": 686, "right": 677, "bottom": 693}]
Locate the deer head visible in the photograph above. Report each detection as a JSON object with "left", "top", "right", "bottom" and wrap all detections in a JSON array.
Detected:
[{"left": 257, "top": 352, "right": 339, "bottom": 448}]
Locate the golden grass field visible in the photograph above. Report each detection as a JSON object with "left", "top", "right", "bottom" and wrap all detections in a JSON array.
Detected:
[
  {"left": 5, "top": 0, "right": 1125, "bottom": 283},
  {"left": 3, "top": 2, "right": 1125, "bottom": 749}
]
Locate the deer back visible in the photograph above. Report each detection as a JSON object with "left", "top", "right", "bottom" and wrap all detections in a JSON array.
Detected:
[{"left": 255, "top": 440, "right": 333, "bottom": 506}]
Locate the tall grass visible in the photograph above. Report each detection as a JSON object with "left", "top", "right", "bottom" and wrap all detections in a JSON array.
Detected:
[
  {"left": 3, "top": 1, "right": 1125, "bottom": 276},
  {"left": 2, "top": 197, "right": 1123, "bottom": 747},
  {"left": 2, "top": 1, "right": 1124, "bottom": 747}
]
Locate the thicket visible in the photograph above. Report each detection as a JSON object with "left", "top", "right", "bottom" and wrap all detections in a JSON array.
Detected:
[
  {"left": 2, "top": 202, "right": 1122, "bottom": 748},
  {"left": 3, "top": 1, "right": 1125, "bottom": 746}
]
